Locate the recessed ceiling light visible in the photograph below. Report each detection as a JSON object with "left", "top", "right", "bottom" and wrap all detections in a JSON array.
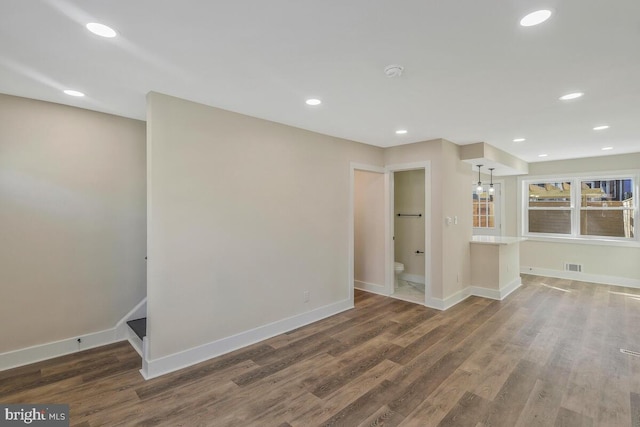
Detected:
[
  {"left": 593, "top": 125, "right": 610, "bottom": 131},
  {"left": 86, "top": 23, "right": 117, "bottom": 38},
  {"left": 63, "top": 89, "right": 85, "bottom": 97},
  {"left": 520, "top": 10, "right": 552, "bottom": 27},
  {"left": 602, "top": 146, "right": 614, "bottom": 151},
  {"left": 305, "top": 98, "right": 321, "bottom": 106},
  {"left": 538, "top": 154, "right": 548, "bottom": 158},
  {"left": 559, "top": 92, "right": 584, "bottom": 101},
  {"left": 513, "top": 138, "right": 526, "bottom": 142},
  {"left": 395, "top": 129, "right": 408, "bottom": 135}
]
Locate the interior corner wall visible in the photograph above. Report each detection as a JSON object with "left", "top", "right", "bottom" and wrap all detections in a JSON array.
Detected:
[
  {"left": 512, "top": 153, "right": 640, "bottom": 282},
  {"left": 354, "top": 170, "right": 386, "bottom": 288},
  {"left": 440, "top": 141, "right": 472, "bottom": 297},
  {"left": 0, "top": 94, "right": 147, "bottom": 354},
  {"left": 146, "top": 92, "right": 383, "bottom": 361}
]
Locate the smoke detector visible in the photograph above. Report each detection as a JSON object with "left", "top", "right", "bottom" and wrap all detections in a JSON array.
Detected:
[{"left": 384, "top": 64, "right": 404, "bottom": 78}]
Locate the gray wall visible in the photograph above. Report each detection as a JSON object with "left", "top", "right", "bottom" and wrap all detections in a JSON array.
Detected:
[
  {"left": 146, "top": 92, "right": 384, "bottom": 360},
  {"left": 354, "top": 170, "right": 386, "bottom": 287},
  {"left": 0, "top": 94, "right": 147, "bottom": 353}
]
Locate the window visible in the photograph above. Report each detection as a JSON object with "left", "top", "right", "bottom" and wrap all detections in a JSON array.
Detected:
[
  {"left": 522, "top": 173, "right": 638, "bottom": 243},
  {"left": 473, "top": 183, "right": 502, "bottom": 236},
  {"left": 580, "top": 179, "right": 634, "bottom": 238},
  {"left": 528, "top": 181, "right": 572, "bottom": 234}
]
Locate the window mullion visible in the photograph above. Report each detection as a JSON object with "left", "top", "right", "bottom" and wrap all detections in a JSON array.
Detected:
[{"left": 572, "top": 178, "right": 580, "bottom": 237}]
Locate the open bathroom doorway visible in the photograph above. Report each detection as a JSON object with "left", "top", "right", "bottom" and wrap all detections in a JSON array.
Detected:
[{"left": 386, "top": 162, "right": 431, "bottom": 305}]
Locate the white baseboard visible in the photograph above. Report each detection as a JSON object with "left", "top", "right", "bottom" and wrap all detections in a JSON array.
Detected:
[
  {"left": 127, "top": 329, "right": 143, "bottom": 357},
  {"left": 140, "top": 299, "right": 354, "bottom": 380},
  {"left": 521, "top": 266, "right": 640, "bottom": 289},
  {"left": 0, "top": 328, "right": 121, "bottom": 372},
  {"left": 354, "top": 280, "right": 388, "bottom": 296},
  {"left": 399, "top": 273, "right": 425, "bottom": 285},
  {"left": 499, "top": 277, "right": 524, "bottom": 299},
  {"left": 470, "top": 277, "right": 523, "bottom": 301},
  {"left": 425, "top": 277, "right": 522, "bottom": 311},
  {"left": 0, "top": 297, "right": 147, "bottom": 372},
  {"left": 425, "top": 287, "right": 472, "bottom": 311}
]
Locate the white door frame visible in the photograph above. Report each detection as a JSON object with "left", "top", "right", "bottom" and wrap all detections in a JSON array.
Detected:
[{"left": 386, "top": 161, "right": 432, "bottom": 303}]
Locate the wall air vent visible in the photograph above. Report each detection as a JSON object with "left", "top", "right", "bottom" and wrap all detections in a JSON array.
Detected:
[{"left": 564, "top": 263, "right": 582, "bottom": 272}]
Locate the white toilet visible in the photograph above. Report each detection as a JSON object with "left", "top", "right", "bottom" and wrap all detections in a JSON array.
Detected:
[{"left": 394, "top": 262, "right": 404, "bottom": 288}]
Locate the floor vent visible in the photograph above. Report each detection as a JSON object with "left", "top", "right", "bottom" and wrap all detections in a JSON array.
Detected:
[
  {"left": 620, "top": 348, "right": 640, "bottom": 358},
  {"left": 564, "top": 263, "right": 582, "bottom": 272}
]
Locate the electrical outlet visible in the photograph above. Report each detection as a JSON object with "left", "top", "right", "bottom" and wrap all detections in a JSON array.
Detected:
[{"left": 303, "top": 290, "right": 310, "bottom": 303}]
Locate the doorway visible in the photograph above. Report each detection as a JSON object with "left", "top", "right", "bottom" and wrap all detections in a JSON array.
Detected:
[
  {"left": 391, "top": 169, "right": 426, "bottom": 303},
  {"left": 349, "top": 161, "right": 431, "bottom": 307}
]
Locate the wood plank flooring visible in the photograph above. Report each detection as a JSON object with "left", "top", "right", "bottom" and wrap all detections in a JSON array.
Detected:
[{"left": 2, "top": 274, "right": 640, "bottom": 426}]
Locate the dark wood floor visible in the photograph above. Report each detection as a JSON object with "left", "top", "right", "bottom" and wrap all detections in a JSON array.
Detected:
[{"left": 2, "top": 274, "right": 640, "bottom": 426}]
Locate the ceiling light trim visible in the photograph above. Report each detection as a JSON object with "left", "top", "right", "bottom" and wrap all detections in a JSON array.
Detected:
[
  {"left": 63, "top": 89, "right": 85, "bottom": 97},
  {"left": 520, "top": 10, "right": 552, "bottom": 27},
  {"left": 559, "top": 92, "right": 584, "bottom": 101},
  {"left": 86, "top": 22, "right": 117, "bottom": 38}
]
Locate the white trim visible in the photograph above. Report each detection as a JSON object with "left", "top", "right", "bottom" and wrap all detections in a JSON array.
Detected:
[
  {"left": 425, "top": 287, "right": 472, "bottom": 311},
  {"left": 362, "top": 277, "right": 522, "bottom": 312},
  {"left": 350, "top": 163, "right": 385, "bottom": 174},
  {"left": 521, "top": 235, "right": 640, "bottom": 248},
  {"left": 499, "top": 277, "right": 523, "bottom": 299},
  {"left": 140, "top": 298, "right": 353, "bottom": 380},
  {"left": 0, "top": 297, "right": 147, "bottom": 372},
  {"left": 385, "top": 171, "right": 394, "bottom": 295},
  {"left": 0, "top": 328, "right": 121, "bottom": 372},
  {"left": 468, "top": 286, "right": 502, "bottom": 300},
  {"left": 400, "top": 273, "right": 425, "bottom": 285},
  {"left": 127, "top": 329, "right": 143, "bottom": 357},
  {"left": 354, "top": 280, "right": 389, "bottom": 296},
  {"left": 521, "top": 266, "right": 640, "bottom": 289},
  {"left": 385, "top": 161, "right": 432, "bottom": 172},
  {"left": 470, "top": 277, "right": 522, "bottom": 300},
  {"left": 424, "top": 297, "right": 446, "bottom": 311}
]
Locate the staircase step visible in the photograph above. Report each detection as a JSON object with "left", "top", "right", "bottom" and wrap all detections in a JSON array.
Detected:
[{"left": 127, "top": 317, "right": 146, "bottom": 340}]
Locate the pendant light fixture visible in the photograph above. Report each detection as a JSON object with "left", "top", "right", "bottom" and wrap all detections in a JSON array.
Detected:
[
  {"left": 476, "top": 165, "right": 483, "bottom": 195},
  {"left": 488, "top": 168, "right": 495, "bottom": 194}
]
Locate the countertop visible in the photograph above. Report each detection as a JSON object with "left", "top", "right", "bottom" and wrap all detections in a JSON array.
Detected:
[{"left": 471, "top": 235, "right": 527, "bottom": 245}]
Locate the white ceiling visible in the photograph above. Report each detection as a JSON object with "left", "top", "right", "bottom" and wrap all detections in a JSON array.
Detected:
[{"left": 1, "top": 0, "right": 639, "bottom": 163}]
